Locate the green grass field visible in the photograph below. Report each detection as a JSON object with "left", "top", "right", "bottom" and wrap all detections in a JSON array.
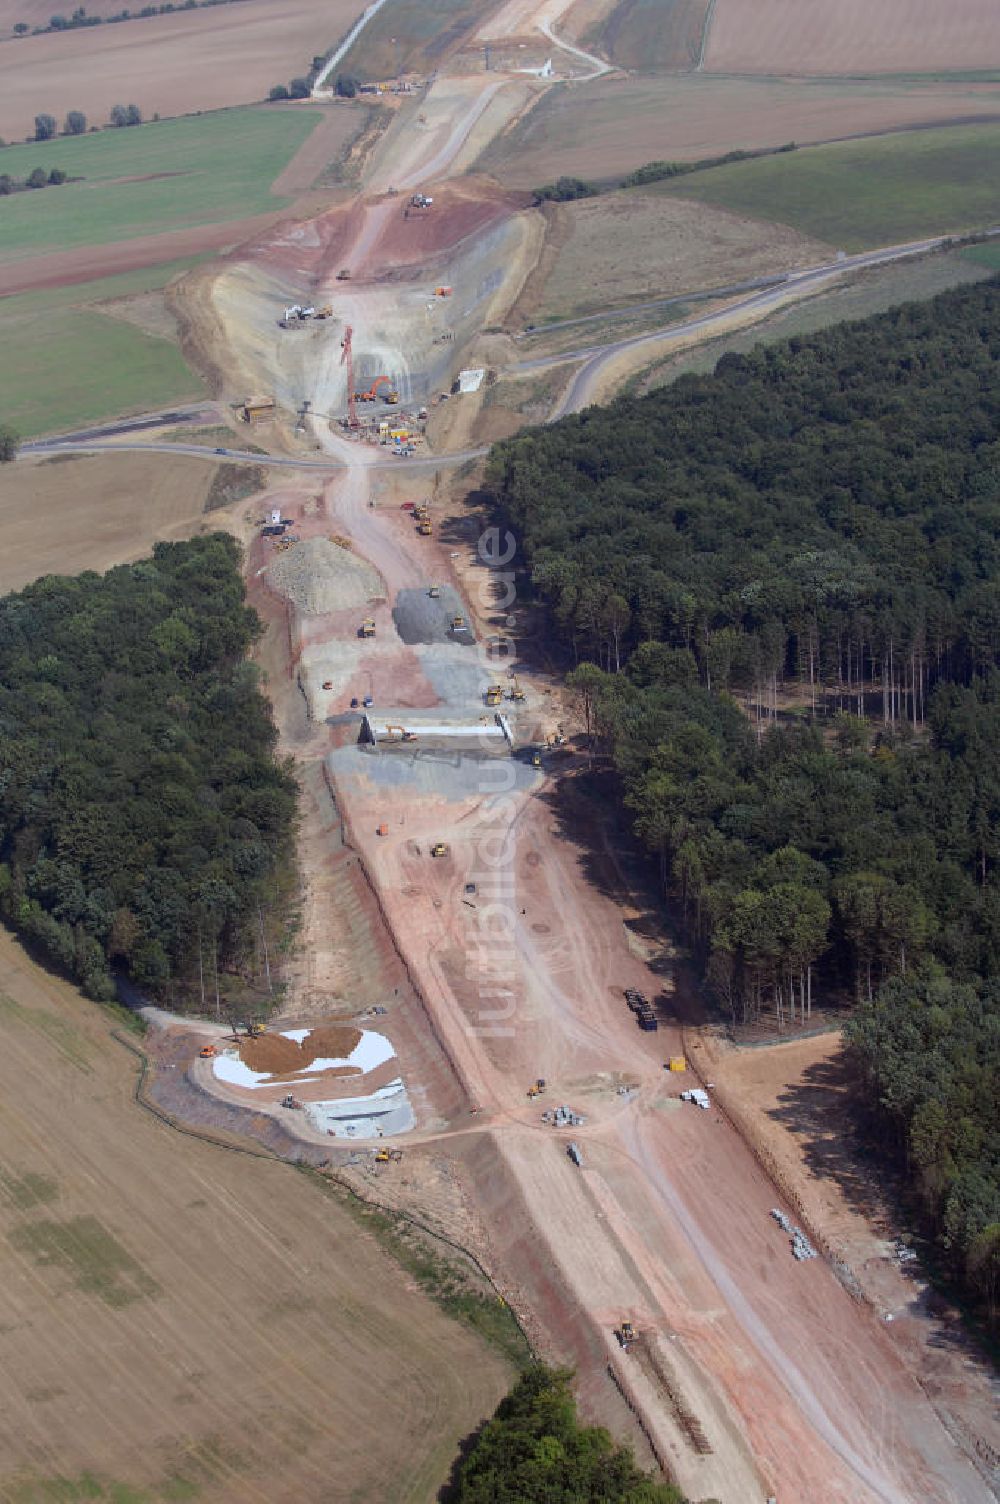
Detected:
[
  {"left": 652, "top": 124, "right": 1000, "bottom": 250},
  {"left": 0, "top": 260, "right": 206, "bottom": 436},
  {"left": 0, "top": 107, "right": 320, "bottom": 261}
]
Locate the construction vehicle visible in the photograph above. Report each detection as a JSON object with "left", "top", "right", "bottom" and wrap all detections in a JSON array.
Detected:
[
  {"left": 413, "top": 502, "right": 429, "bottom": 520},
  {"left": 430, "top": 842, "right": 448, "bottom": 857},
  {"left": 417, "top": 519, "right": 432, "bottom": 535},
  {"left": 668, "top": 1056, "right": 687, "bottom": 1072},
  {"left": 625, "top": 988, "right": 647, "bottom": 1011},
  {"left": 359, "top": 619, "right": 376, "bottom": 638},
  {"left": 245, "top": 1021, "right": 266, "bottom": 1039},
  {"left": 375, "top": 1147, "right": 404, "bottom": 1163},
  {"left": 450, "top": 614, "right": 466, "bottom": 631},
  {"left": 315, "top": 305, "right": 333, "bottom": 319},
  {"left": 341, "top": 325, "right": 358, "bottom": 428},
  {"left": 507, "top": 678, "right": 526, "bottom": 702},
  {"left": 336, "top": 268, "right": 351, "bottom": 280},
  {"left": 531, "top": 750, "right": 542, "bottom": 768},
  {"left": 434, "top": 286, "right": 452, "bottom": 298},
  {"left": 527, "top": 1079, "right": 546, "bottom": 1099},
  {"left": 409, "top": 193, "right": 433, "bottom": 209},
  {"left": 385, "top": 725, "right": 418, "bottom": 743},
  {"left": 281, "top": 1094, "right": 302, "bottom": 1109},
  {"left": 322, "top": 680, "right": 333, "bottom": 690},
  {"left": 199, "top": 1044, "right": 218, "bottom": 1058},
  {"left": 428, "top": 584, "right": 441, "bottom": 597},
  {"left": 356, "top": 375, "right": 394, "bottom": 403},
  {"left": 485, "top": 685, "right": 504, "bottom": 706},
  {"left": 377, "top": 822, "right": 389, "bottom": 836},
  {"left": 615, "top": 1320, "right": 635, "bottom": 1350}
]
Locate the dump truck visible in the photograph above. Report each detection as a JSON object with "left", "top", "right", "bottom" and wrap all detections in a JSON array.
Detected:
[
  {"left": 315, "top": 305, "right": 333, "bottom": 319},
  {"left": 507, "top": 678, "right": 526, "bottom": 702},
  {"left": 485, "top": 685, "right": 504, "bottom": 706},
  {"left": 375, "top": 1147, "right": 404, "bottom": 1162},
  {"left": 336, "top": 268, "right": 351, "bottom": 280},
  {"left": 430, "top": 842, "right": 448, "bottom": 857},
  {"left": 199, "top": 1044, "right": 218, "bottom": 1059},
  {"left": 427, "top": 584, "right": 441, "bottom": 597},
  {"left": 417, "top": 520, "right": 432, "bottom": 535},
  {"left": 531, "top": 750, "right": 542, "bottom": 768},
  {"left": 359, "top": 619, "right": 376, "bottom": 638},
  {"left": 450, "top": 615, "right": 466, "bottom": 631}
]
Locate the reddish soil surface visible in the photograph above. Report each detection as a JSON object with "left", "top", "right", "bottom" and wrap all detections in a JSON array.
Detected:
[
  {"left": 0, "top": 0, "right": 364, "bottom": 142},
  {"left": 0, "top": 214, "right": 280, "bottom": 297},
  {"left": 704, "top": 0, "right": 1000, "bottom": 75},
  {"left": 244, "top": 178, "right": 527, "bottom": 290}
]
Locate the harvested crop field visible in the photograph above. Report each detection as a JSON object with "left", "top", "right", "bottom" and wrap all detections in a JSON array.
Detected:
[
  {"left": 519, "top": 190, "right": 831, "bottom": 322},
  {"left": 476, "top": 72, "right": 1000, "bottom": 187},
  {"left": 0, "top": 0, "right": 365, "bottom": 142},
  {"left": 703, "top": 0, "right": 1000, "bottom": 76},
  {"left": 0, "top": 930, "right": 515, "bottom": 1502},
  {"left": 653, "top": 122, "right": 1000, "bottom": 249},
  {"left": 580, "top": 0, "right": 711, "bottom": 71},
  {"left": 267, "top": 536, "right": 385, "bottom": 614},
  {"left": 0, "top": 452, "right": 225, "bottom": 592}
]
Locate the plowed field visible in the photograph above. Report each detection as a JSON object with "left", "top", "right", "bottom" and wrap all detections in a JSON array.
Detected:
[{"left": 704, "top": 0, "right": 1000, "bottom": 76}]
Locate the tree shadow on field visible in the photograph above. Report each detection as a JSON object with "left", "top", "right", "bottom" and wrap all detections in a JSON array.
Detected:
[
  {"left": 768, "top": 1048, "right": 895, "bottom": 1229},
  {"left": 437, "top": 1415, "right": 489, "bottom": 1502},
  {"left": 541, "top": 767, "right": 704, "bottom": 1027}
]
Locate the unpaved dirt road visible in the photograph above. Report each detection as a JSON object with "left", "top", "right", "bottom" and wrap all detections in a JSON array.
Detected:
[{"left": 136, "top": 0, "right": 1000, "bottom": 1498}]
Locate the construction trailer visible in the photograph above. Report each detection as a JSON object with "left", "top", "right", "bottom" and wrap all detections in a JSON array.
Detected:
[{"left": 242, "top": 394, "right": 275, "bottom": 423}]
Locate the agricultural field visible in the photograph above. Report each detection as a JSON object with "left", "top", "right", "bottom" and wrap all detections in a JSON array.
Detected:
[
  {"left": 337, "top": 0, "right": 492, "bottom": 80},
  {"left": 652, "top": 122, "right": 1000, "bottom": 250},
  {"left": 0, "top": 0, "right": 364, "bottom": 142},
  {"left": 0, "top": 451, "right": 225, "bottom": 592},
  {"left": 516, "top": 190, "right": 830, "bottom": 322},
  {"left": 703, "top": 0, "right": 1000, "bottom": 76},
  {"left": 635, "top": 248, "right": 996, "bottom": 391},
  {"left": 0, "top": 108, "right": 324, "bottom": 265},
  {"left": 579, "top": 0, "right": 712, "bottom": 72},
  {"left": 0, "top": 930, "right": 515, "bottom": 1503},
  {"left": 475, "top": 71, "right": 1000, "bottom": 188},
  {"left": 0, "top": 261, "right": 207, "bottom": 437}
]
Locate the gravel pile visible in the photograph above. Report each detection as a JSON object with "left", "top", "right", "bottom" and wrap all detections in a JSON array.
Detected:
[{"left": 268, "top": 537, "right": 383, "bottom": 614}]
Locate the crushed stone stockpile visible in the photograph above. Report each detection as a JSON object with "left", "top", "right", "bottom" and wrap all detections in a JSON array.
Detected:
[{"left": 268, "top": 537, "right": 383, "bottom": 614}]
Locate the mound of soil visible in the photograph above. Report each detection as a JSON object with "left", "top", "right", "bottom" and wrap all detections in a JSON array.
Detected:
[{"left": 239, "top": 1024, "right": 363, "bottom": 1078}]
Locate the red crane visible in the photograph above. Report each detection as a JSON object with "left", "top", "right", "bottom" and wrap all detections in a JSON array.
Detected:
[{"left": 340, "top": 324, "right": 358, "bottom": 428}]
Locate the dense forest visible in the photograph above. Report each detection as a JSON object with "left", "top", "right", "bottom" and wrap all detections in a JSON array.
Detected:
[
  {"left": 445, "top": 1365, "right": 684, "bottom": 1503},
  {"left": 0, "top": 534, "right": 296, "bottom": 1007},
  {"left": 486, "top": 276, "right": 1000, "bottom": 1324}
]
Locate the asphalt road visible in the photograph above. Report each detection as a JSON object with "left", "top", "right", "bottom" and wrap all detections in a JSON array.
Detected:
[{"left": 549, "top": 231, "right": 1000, "bottom": 416}]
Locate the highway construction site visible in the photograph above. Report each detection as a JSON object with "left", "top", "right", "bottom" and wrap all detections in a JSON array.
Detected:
[{"left": 168, "top": 4, "right": 1000, "bottom": 1501}]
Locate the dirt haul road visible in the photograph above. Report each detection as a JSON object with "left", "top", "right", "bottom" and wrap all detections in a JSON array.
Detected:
[{"left": 191, "top": 3, "right": 997, "bottom": 1499}]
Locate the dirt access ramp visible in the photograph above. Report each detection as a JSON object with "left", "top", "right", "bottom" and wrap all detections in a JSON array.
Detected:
[{"left": 0, "top": 928, "right": 514, "bottom": 1501}]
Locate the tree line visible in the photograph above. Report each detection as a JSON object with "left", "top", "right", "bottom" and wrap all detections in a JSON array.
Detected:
[
  {"left": 444, "top": 1364, "right": 684, "bottom": 1502},
  {"left": 9, "top": 1, "right": 252, "bottom": 40},
  {"left": 486, "top": 274, "right": 1000, "bottom": 1326},
  {"left": 0, "top": 535, "right": 297, "bottom": 1010}
]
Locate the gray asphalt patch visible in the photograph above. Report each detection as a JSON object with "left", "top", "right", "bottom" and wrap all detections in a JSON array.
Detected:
[{"left": 393, "top": 585, "right": 476, "bottom": 646}]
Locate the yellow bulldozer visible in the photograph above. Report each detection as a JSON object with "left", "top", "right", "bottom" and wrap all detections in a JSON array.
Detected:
[
  {"left": 417, "top": 520, "right": 432, "bottom": 536},
  {"left": 485, "top": 685, "right": 504, "bottom": 706},
  {"left": 359, "top": 619, "right": 376, "bottom": 638}
]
